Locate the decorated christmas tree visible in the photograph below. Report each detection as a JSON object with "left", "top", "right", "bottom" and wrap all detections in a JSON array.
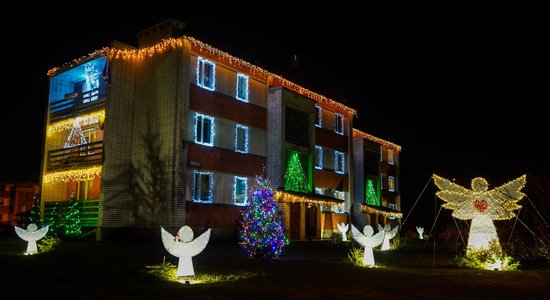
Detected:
[
  {"left": 284, "top": 152, "right": 309, "bottom": 192},
  {"left": 365, "top": 179, "right": 380, "bottom": 206},
  {"left": 64, "top": 193, "right": 81, "bottom": 237},
  {"left": 64, "top": 119, "right": 87, "bottom": 148},
  {"left": 44, "top": 203, "right": 64, "bottom": 238},
  {"left": 28, "top": 195, "right": 41, "bottom": 225},
  {"left": 240, "top": 175, "right": 289, "bottom": 258}
]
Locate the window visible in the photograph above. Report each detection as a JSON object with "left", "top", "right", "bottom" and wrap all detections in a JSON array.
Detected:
[
  {"left": 234, "top": 177, "right": 247, "bottom": 206},
  {"left": 335, "top": 151, "right": 345, "bottom": 174},
  {"left": 236, "top": 73, "right": 249, "bottom": 102},
  {"left": 381, "top": 174, "right": 387, "bottom": 190},
  {"left": 388, "top": 149, "right": 394, "bottom": 165},
  {"left": 197, "top": 57, "right": 215, "bottom": 90},
  {"left": 195, "top": 113, "right": 215, "bottom": 146},
  {"left": 388, "top": 203, "right": 396, "bottom": 219},
  {"left": 334, "top": 113, "right": 344, "bottom": 135},
  {"left": 285, "top": 106, "right": 309, "bottom": 147},
  {"left": 314, "top": 146, "right": 323, "bottom": 170},
  {"left": 1, "top": 213, "right": 7, "bottom": 222},
  {"left": 333, "top": 191, "right": 345, "bottom": 213},
  {"left": 77, "top": 180, "right": 94, "bottom": 200},
  {"left": 315, "top": 187, "right": 324, "bottom": 195},
  {"left": 193, "top": 171, "right": 213, "bottom": 203},
  {"left": 81, "top": 127, "right": 98, "bottom": 155},
  {"left": 388, "top": 176, "right": 395, "bottom": 192},
  {"left": 315, "top": 105, "right": 322, "bottom": 127},
  {"left": 235, "top": 124, "right": 249, "bottom": 153}
]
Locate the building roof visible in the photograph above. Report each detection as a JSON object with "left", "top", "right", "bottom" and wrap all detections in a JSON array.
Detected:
[
  {"left": 353, "top": 129, "right": 401, "bottom": 151},
  {"left": 48, "top": 36, "right": 357, "bottom": 116}
]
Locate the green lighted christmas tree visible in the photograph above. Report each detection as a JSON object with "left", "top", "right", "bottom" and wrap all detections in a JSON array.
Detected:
[
  {"left": 284, "top": 152, "right": 310, "bottom": 192},
  {"left": 240, "top": 175, "right": 289, "bottom": 258},
  {"left": 28, "top": 195, "right": 41, "bottom": 225},
  {"left": 365, "top": 179, "right": 380, "bottom": 206},
  {"left": 44, "top": 203, "right": 64, "bottom": 238},
  {"left": 64, "top": 193, "right": 81, "bottom": 237}
]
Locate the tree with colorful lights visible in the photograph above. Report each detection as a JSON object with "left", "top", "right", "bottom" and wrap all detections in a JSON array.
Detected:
[
  {"left": 240, "top": 176, "right": 289, "bottom": 258},
  {"left": 433, "top": 174, "right": 526, "bottom": 253},
  {"left": 64, "top": 193, "right": 81, "bottom": 237},
  {"left": 284, "top": 152, "right": 309, "bottom": 193}
]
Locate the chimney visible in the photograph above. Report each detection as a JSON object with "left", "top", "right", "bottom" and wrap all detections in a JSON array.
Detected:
[{"left": 135, "top": 19, "right": 186, "bottom": 48}]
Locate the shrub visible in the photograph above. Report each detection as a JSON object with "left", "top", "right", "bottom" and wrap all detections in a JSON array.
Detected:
[
  {"left": 348, "top": 246, "right": 365, "bottom": 267},
  {"left": 147, "top": 257, "right": 177, "bottom": 281},
  {"left": 455, "top": 240, "right": 520, "bottom": 271},
  {"left": 37, "top": 236, "right": 60, "bottom": 253}
]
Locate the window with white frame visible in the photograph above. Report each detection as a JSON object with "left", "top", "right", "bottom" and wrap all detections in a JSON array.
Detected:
[
  {"left": 236, "top": 73, "right": 249, "bottom": 102},
  {"left": 234, "top": 176, "right": 247, "bottom": 206},
  {"left": 315, "top": 105, "right": 322, "bottom": 127},
  {"left": 193, "top": 171, "right": 214, "bottom": 203},
  {"left": 388, "top": 203, "right": 396, "bottom": 219},
  {"left": 235, "top": 124, "right": 249, "bottom": 153},
  {"left": 315, "top": 145, "right": 323, "bottom": 170},
  {"left": 197, "top": 57, "right": 215, "bottom": 90},
  {"left": 388, "top": 176, "right": 395, "bottom": 192},
  {"left": 315, "top": 187, "right": 324, "bottom": 195},
  {"left": 333, "top": 190, "right": 345, "bottom": 213},
  {"left": 195, "top": 113, "right": 214, "bottom": 146},
  {"left": 334, "top": 113, "right": 344, "bottom": 135},
  {"left": 335, "top": 151, "right": 345, "bottom": 174},
  {"left": 388, "top": 149, "right": 394, "bottom": 165}
]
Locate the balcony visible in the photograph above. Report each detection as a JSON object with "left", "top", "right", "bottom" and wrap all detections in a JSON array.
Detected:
[
  {"left": 47, "top": 141, "right": 103, "bottom": 171},
  {"left": 49, "top": 87, "right": 106, "bottom": 122}
]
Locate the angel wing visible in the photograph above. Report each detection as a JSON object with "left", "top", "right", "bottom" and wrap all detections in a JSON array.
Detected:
[
  {"left": 15, "top": 225, "right": 49, "bottom": 242},
  {"left": 351, "top": 225, "right": 369, "bottom": 247},
  {"left": 433, "top": 174, "right": 476, "bottom": 220},
  {"left": 365, "top": 231, "right": 385, "bottom": 248},
  {"left": 386, "top": 225, "right": 399, "bottom": 239},
  {"left": 161, "top": 226, "right": 211, "bottom": 257},
  {"left": 337, "top": 223, "right": 348, "bottom": 232},
  {"left": 485, "top": 175, "right": 526, "bottom": 220},
  {"left": 377, "top": 223, "right": 384, "bottom": 233}
]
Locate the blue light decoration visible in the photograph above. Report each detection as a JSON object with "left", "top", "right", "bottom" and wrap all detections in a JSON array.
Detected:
[
  {"left": 234, "top": 176, "right": 248, "bottom": 206},
  {"left": 235, "top": 124, "right": 249, "bottom": 153},
  {"left": 315, "top": 105, "right": 322, "bottom": 127},
  {"left": 192, "top": 171, "right": 214, "bottom": 203},
  {"left": 315, "top": 145, "right": 323, "bottom": 170},
  {"left": 194, "top": 113, "right": 215, "bottom": 147},
  {"left": 335, "top": 151, "right": 345, "bottom": 174},
  {"left": 49, "top": 57, "right": 108, "bottom": 112},
  {"left": 197, "top": 56, "right": 216, "bottom": 91},
  {"left": 334, "top": 112, "right": 344, "bottom": 135},
  {"left": 236, "top": 73, "right": 249, "bottom": 102},
  {"left": 239, "top": 175, "right": 289, "bottom": 258}
]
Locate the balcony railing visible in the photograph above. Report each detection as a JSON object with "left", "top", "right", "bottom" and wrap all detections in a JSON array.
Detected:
[
  {"left": 50, "top": 87, "right": 106, "bottom": 122},
  {"left": 47, "top": 141, "right": 103, "bottom": 170},
  {"left": 43, "top": 199, "right": 101, "bottom": 227}
]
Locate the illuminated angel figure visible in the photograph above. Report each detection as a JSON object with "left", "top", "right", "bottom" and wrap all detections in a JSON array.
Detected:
[
  {"left": 337, "top": 222, "right": 349, "bottom": 241},
  {"left": 14, "top": 223, "right": 49, "bottom": 255},
  {"left": 433, "top": 174, "right": 526, "bottom": 252},
  {"left": 416, "top": 226, "right": 424, "bottom": 240},
  {"left": 377, "top": 223, "right": 399, "bottom": 251},
  {"left": 351, "top": 224, "right": 385, "bottom": 267},
  {"left": 161, "top": 225, "right": 211, "bottom": 277}
]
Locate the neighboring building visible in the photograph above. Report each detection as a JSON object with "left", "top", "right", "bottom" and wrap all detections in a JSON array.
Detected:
[
  {"left": 0, "top": 182, "right": 39, "bottom": 226},
  {"left": 352, "top": 129, "right": 402, "bottom": 229},
  {"left": 41, "top": 19, "right": 398, "bottom": 240}
]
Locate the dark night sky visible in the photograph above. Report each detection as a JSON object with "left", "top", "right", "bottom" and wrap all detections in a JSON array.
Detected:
[{"left": 2, "top": 3, "right": 549, "bottom": 223}]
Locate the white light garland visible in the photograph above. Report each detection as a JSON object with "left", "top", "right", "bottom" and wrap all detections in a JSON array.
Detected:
[
  {"left": 315, "top": 145, "right": 323, "bottom": 170},
  {"left": 335, "top": 151, "right": 345, "bottom": 174},
  {"left": 192, "top": 170, "right": 214, "bottom": 203},
  {"left": 194, "top": 113, "right": 215, "bottom": 147},
  {"left": 235, "top": 124, "right": 249, "bottom": 154},
  {"left": 233, "top": 176, "right": 248, "bottom": 206},
  {"left": 43, "top": 166, "right": 102, "bottom": 183},
  {"left": 197, "top": 56, "right": 216, "bottom": 91},
  {"left": 236, "top": 73, "right": 249, "bottom": 102},
  {"left": 47, "top": 110, "right": 104, "bottom": 136},
  {"left": 334, "top": 113, "right": 344, "bottom": 135}
]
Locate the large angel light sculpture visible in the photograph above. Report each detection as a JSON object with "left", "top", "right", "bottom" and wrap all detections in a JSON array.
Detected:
[
  {"left": 161, "top": 225, "right": 211, "bottom": 277},
  {"left": 433, "top": 174, "right": 526, "bottom": 252},
  {"left": 337, "top": 222, "right": 349, "bottom": 241},
  {"left": 15, "top": 223, "right": 49, "bottom": 255},
  {"left": 351, "top": 224, "right": 385, "bottom": 267},
  {"left": 378, "top": 224, "right": 399, "bottom": 251}
]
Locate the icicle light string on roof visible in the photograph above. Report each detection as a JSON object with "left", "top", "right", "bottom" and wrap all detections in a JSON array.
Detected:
[
  {"left": 43, "top": 166, "right": 102, "bottom": 183},
  {"left": 360, "top": 204, "right": 403, "bottom": 219},
  {"left": 47, "top": 110, "right": 105, "bottom": 135},
  {"left": 275, "top": 191, "right": 343, "bottom": 208},
  {"left": 353, "top": 129, "right": 401, "bottom": 151},
  {"left": 48, "top": 37, "right": 356, "bottom": 116}
]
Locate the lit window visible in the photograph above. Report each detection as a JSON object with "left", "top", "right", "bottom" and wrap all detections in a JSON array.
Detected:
[
  {"left": 315, "top": 187, "right": 324, "bottom": 195},
  {"left": 335, "top": 151, "right": 345, "bottom": 174},
  {"left": 333, "top": 191, "right": 345, "bottom": 213},
  {"left": 388, "top": 176, "right": 395, "bottom": 192},
  {"left": 193, "top": 171, "right": 214, "bottom": 203},
  {"left": 315, "top": 146, "right": 323, "bottom": 170},
  {"left": 234, "top": 176, "right": 247, "bottom": 206},
  {"left": 236, "top": 73, "right": 249, "bottom": 102},
  {"left": 195, "top": 113, "right": 215, "bottom": 146},
  {"left": 388, "top": 149, "right": 394, "bottom": 165},
  {"left": 235, "top": 124, "right": 249, "bottom": 153},
  {"left": 334, "top": 113, "right": 344, "bottom": 135},
  {"left": 315, "top": 105, "right": 322, "bottom": 127},
  {"left": 197, "top": 57, "right": 215, "bottom": 90}
]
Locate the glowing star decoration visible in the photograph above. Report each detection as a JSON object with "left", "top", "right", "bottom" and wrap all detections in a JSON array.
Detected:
[
  {"left": 14, "top": 223, "right": 49, "bottom": 255},
  {"left": 161, "top": 226, "right": 211, "bottom": 277},
  {"left": 416, "top": 226, "right": 424, "bottom": 240},
  {"left": 433, "top": 174, "right": 526, "bottom": 252},
  {"left": 337, "top": 223, "right": 349, "bottom": 241},
  {"left": 351, "top": 224, "right": 385, "bottom": 267},
  {"left": 377, "top": 224, "right": 399, "bottom": 251}
]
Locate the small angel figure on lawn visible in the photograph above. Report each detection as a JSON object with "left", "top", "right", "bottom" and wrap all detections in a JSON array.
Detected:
[
  {"left": 161, "top": 225, "right": 211, "bottom": 277},
  {"left": 15, "top": 223, "right": 49, "bottom": 255},
  {"left": 351, "top": 225, "right": 385, "bottom": 267}
]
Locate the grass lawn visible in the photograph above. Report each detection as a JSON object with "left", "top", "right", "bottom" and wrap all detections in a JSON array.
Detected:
[{"left": 1, "top": 236, "right": 548, "bottom": 299}]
